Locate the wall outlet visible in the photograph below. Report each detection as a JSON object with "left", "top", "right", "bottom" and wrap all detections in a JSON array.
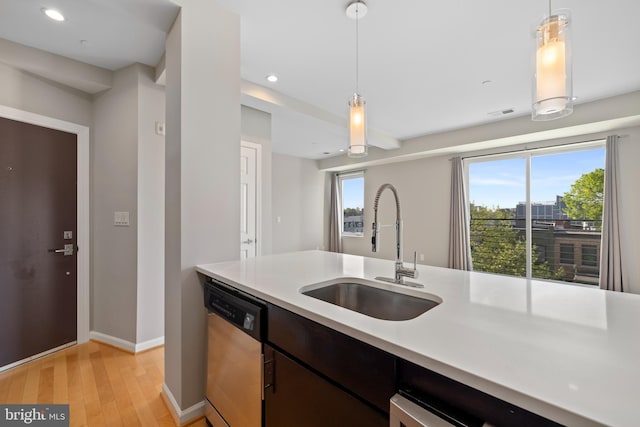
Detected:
[
  {"left": 114, "top": 211, "right": 130, "bottom": 226},
  {"left": 419, "top": 253, "right": 425, "bottom": 262}
]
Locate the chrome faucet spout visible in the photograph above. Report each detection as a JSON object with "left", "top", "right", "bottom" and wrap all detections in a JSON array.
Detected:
[
  {"left": 371, "top": 184, "right": 402, "bottom": 260},
  {"left": 371, "top": 183, "right": 420, "bottom": 287}
]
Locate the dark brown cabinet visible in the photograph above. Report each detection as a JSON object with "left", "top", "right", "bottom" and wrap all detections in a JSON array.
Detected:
[
  {"left": 263, "top": 344, "right": 387, "bottom": 427},
  {"left": 265, "top": 303, "right": 392, "bottom": 427}
]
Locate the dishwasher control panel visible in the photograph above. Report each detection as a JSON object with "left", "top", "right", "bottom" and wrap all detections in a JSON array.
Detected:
[{"left": 204, "top": 278, "right": 264, "bottom": 341}]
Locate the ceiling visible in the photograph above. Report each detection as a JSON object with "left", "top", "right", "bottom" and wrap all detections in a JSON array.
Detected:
[{"left": 1, "top": 0, "right": 639, "bottom": 159}]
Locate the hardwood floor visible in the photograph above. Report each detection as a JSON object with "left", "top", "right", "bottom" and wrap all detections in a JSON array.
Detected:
[{"left": 0, "top": 341, "right": 207, "bottom": 427}]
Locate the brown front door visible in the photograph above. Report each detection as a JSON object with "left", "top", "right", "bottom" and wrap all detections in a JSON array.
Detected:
[{"left": 0, "top": 116, "right": 77, "bottom": 368}]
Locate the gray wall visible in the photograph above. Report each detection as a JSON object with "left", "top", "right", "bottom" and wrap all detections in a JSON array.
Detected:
[
  {"left": 337, "top": 127, "right": 640, "bottom": 294},
  {"left": 241, "top": 105, "right": 273, "bottom": 255},
  {"left": 0, "top": 61, "right": 91, "bottom": 126},
  {"left": 91, "top": 65, "right": 139, "bottom": 342},
  {"left": 137, "top": 66, "right": 166, "bottom": 343},
  {"left": 341, "top": 155, "right": 451, "bottom": 267},
  {"left": 164, "top": 2, "right": 240, "bottom": 410},
  {"left": 92, "top": 63, "right": 166, "bottom": 344},
  {"left": 272, "top": 153, "right": 325, "bottom": 254},
  {"left": 617, "top": 127, "right": 640, "bottom": 294}
]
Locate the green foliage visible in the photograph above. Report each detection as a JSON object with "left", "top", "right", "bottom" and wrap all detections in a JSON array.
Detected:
[
  {"left": 470, "top": 205, "right": 563, "bottom": 280},
  {"left": 563, "top": 168, "right": 604, "bottom": 221}
]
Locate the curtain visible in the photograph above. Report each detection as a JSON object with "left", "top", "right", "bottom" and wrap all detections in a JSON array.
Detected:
[
  {"left": 448, "top": 157, "right": 473, "bottom": 270},
  {"left": 328, "top": 173, "right": 343, "bottom": 253},
  {"left": 599, "top": 135, "right": 624, "bottom": 292}
]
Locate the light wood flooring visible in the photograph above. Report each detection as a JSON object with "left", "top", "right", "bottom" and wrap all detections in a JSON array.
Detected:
[{"left": 0, "top": 341, "right": 207, "bottom": 427}]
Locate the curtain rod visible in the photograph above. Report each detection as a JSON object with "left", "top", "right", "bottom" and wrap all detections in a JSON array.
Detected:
[
  {"left": 454, "top": 136, "right": 616, "bottom": 162},
  {"left": 336, "top": 168, "right": 366, "bottom": 176}
]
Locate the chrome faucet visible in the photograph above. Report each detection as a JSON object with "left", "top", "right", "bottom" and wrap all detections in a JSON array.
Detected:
[{"left": 371, "top": 184, "right": 422, "bottom": 288}]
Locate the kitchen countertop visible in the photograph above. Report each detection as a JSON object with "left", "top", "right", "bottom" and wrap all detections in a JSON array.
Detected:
[{"left": 196, "top": 250, "right": 640, "bottom": 427}]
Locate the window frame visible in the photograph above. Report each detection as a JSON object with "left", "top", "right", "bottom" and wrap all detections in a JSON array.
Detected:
[{"left": 339, "top": 171, "right": 365, "bottom": 237}]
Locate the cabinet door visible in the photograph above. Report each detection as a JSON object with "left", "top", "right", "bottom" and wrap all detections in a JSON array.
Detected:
[{"left": 264, "top": 345, "right": 387, "bottom": 427}]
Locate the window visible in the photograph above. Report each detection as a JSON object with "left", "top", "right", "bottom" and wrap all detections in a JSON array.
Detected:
[
  {"left": 341, "top": 172, "right": 364, "bottom": 235},
  {"left": 581, "top": 245, "right": 598, "bottom": 267},
  {"left": 468, "top": 143, "right": 605, "bottom": 285},
  {"left": 559, "top": 244, "right": 574, "bottom": 265}
]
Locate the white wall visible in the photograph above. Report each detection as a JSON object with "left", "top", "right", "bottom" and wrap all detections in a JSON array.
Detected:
[
  {"left": 91, "top": 65, "right": 140, "bottom": 343},
  {"left": 241, "top": 105, "right": 273, "bottom": 255},
  {"left": 137, "top": 66, "right": 166, "bottom": 344},
  {"left": 272, "top": 153, "right": 325, "bottom": 254},
  {"left": 341, "top": 156, "right": 451, "bottom": 267}
]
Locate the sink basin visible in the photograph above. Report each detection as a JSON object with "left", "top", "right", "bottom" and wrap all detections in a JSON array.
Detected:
[{"left": 301, "top": 279, "right": 440, "bottom": 321}]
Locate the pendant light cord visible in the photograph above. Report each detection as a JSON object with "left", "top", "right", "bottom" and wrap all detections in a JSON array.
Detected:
[{"left": 355, "top": 2, "right": 359, "bottom": 94}]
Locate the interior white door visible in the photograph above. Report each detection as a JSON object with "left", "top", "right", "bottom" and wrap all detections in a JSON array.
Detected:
[{"left": 241, "top": 144, "right": 257, "bottom": 259}]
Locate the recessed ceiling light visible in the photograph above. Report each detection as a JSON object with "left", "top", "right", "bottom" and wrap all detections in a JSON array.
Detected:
[
  {"left": 339, "top": 149, "right": 345, "bottom": 152},
  {"left": 266, "top": 74, "right": 278, "bottom": 83},
  {"left": 42, "top": 8, "right": 65, "bottom": 22}
]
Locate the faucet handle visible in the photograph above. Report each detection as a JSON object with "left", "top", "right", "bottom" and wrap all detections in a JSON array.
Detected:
[
  {"left": 371, "top": 222, "right": 378, "bottom": 252},
  {"left": 413, "top": 251, "right": 417, "bottom": 269}
]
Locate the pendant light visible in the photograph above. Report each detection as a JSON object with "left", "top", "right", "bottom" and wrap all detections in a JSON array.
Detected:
[
  {"left": 532, "top": 1, "right": 573, "bottom": 121},
  {"left": 346, "top": 1, "right": 368, "bottom": 157}
]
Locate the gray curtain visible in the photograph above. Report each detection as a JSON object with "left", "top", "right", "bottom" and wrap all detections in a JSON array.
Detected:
[
  {"left": 328, "top": 173, "right": 343, "bottom": 253},
  {"left": 599, "top": 135, "right": 624, "bottom": 291},
  {"left": 448, "top": 157, "right": 473, "bottom": 270}
]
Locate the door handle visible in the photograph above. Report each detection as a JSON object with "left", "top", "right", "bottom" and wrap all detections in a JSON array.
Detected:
[
  {"left": 48, "top": 244, "right": 74, "bottom": 256},
  {"left": 242, "top": 238, "right": 254, "bottom": 245}
]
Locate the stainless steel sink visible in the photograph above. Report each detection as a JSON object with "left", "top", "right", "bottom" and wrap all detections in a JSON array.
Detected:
[{"left": 302, "top": 280, "right": 440, "bottom": 321}]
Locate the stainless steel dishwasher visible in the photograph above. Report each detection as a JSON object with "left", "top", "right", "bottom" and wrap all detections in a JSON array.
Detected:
[
  {"left": 204, "top": 278, "right": 266, "bottom": 427},
  {"left": 391, "top": 393, "right": 493, "bottom": 427}
]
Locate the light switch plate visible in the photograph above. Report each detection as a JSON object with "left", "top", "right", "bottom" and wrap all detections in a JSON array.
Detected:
[
  {"left": 114, "top": 211, "right": 130, "bottom": 226},
  {"left": 155, "top": 121, "right": 166, "bottom": 136}
]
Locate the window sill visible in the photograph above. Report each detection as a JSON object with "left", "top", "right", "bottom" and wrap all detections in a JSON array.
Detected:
[{"left": 342, "top": 233, "right": 364, "bottom": 238}]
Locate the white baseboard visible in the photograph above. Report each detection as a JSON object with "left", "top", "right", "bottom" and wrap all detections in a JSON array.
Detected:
[
  {"left": 90, "top": 331, "right": 164, "bottom": 353},
  {"left": 135, "top": 336, "right": 165, "bottom": 352},
  {"left": 161, "top": 383, "right": 205, "bottom": 426},
  {"left": 90, "top": 331, "right": 135, "bottom": 352}
]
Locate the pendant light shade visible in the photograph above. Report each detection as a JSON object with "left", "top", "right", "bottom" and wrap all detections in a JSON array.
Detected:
[
  {"left": 532, "top": 9, "right": 573, "bottom": 121},
  {"left": 346, "top": 1, "right": 368, "bottom": 157},
  {"left": 348, "top": 93, "right": 367, "bottom": 157}
]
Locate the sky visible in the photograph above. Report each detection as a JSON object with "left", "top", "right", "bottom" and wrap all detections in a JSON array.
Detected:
[
  {"left": 469, "top": 147, "right": 605, "bottom": 209},
  {"left": 343, "top": 176, "right": 364, "bottom": 209}
]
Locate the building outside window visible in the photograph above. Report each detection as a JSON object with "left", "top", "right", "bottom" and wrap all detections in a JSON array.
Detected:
[
  {"left": 467, "top": 143, "right": 605, "bottom": 285},
  {"left": 340, "top": 172, "right": 364, "bottom": 235}
]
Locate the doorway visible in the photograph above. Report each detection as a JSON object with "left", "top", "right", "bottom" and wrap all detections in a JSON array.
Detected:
[
  {"left": 0, "top": 106, "right": 89, "bottom": 371},
  {"left": 240, "top": 141, "right": 261, "bottom": 259}
]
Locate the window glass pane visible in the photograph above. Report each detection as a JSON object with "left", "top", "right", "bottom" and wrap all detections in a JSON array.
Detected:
[
  {"left": 582, "top": 245, "right": 598, "bottom": 267},
  {"left": 469, "top": 158, "right": 526, "bottom": 278},
  {"left": 342, "top": 175, "right": 364, "bottom": 234},
  {"left": 468, "top": 146, "right": 604, "bottom": 286},
  {"left": 530, "top": 148, "right": 604, "bottom": 285},
  {"left": 559, "top": 243, "right": 575, "bottom": 264}
]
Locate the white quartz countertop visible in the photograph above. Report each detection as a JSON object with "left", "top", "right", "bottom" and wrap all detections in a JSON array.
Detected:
[{"left": 196, "top": 250, "right": 640, "bottom": 427}]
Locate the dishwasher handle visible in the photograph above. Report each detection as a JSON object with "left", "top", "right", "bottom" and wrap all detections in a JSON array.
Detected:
[{"left": 390, "top": 394, "right": 456, "bottom": 427}]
